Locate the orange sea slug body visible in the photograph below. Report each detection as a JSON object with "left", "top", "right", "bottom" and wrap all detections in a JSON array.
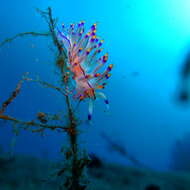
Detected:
[{"left": 57, "top": 21, "right": 112, "bottom": 120}]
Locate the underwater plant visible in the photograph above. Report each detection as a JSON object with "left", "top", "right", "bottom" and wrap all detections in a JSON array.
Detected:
[{"left": 0, "top": 7, "right": 112, "bottom": 190}]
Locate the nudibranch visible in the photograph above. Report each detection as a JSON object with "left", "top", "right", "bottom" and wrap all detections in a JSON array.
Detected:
[{"left": 57, "top": 21, "right": 113, "bottom": 121}]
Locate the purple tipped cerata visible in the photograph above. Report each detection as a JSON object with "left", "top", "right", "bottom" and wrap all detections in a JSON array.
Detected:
[
  {"left": 105, "top": 99, "right": 109, "bottom": 104},
  {"left": 88, "top": 114, "right": 92, "bottom": 120},
  {"left": 91, "top": 25, "right": 96, "bottom": 31},
  {"left": 91, "top": 32, "right": 96, "bottom": 36},
  {"left": 80, "top": 21, "right": 85, "bottom": 26},
  {"left": 90, "top": 38, "right": 95, "bottom": 42},
  {"left": 98, "top": 42, "right": 103, "bottom": 47}
]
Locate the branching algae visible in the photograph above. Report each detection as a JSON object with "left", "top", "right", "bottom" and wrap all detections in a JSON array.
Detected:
[{"left": 0, "top": 7, "right": 113, "bottom": 190}]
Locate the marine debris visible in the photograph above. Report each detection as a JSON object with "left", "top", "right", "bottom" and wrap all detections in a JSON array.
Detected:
[
  {"left": 177, "top": 50, "right": 190, "bottom": 103},
  {"left": 170, "top": 132, "right": 190, "bottom": 172},
  {"left": 101, "top": 132, "right": 148, "bottom": 168}
]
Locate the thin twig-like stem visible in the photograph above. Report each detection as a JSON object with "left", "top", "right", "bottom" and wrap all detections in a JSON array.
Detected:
[
  {"left": 48, "top": 8, "right": 63, "bottom": 55},
  {"left": 24, "top": 77, "right": 68, "bottom": 96},
  {"left": 0, "top": 80, "right": 23, "bottom": 114},
  {"left": 0, "top": 32, "right": 50, "bottom": 47},
  {"left": 0, "top": 114, "right": 67, "bottom": 131},
  {"left": 44, "top": 7, "right": 85, "bottom": 189}
]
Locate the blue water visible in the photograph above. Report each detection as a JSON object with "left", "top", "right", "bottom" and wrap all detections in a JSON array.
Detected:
[{"left": 1, "top": 0, "right": 190, "bottom": 171}]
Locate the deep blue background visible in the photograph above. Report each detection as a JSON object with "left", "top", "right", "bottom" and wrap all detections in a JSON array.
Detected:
[{"left": 1, "top": 0, "right": 190, "bottom": 171}]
